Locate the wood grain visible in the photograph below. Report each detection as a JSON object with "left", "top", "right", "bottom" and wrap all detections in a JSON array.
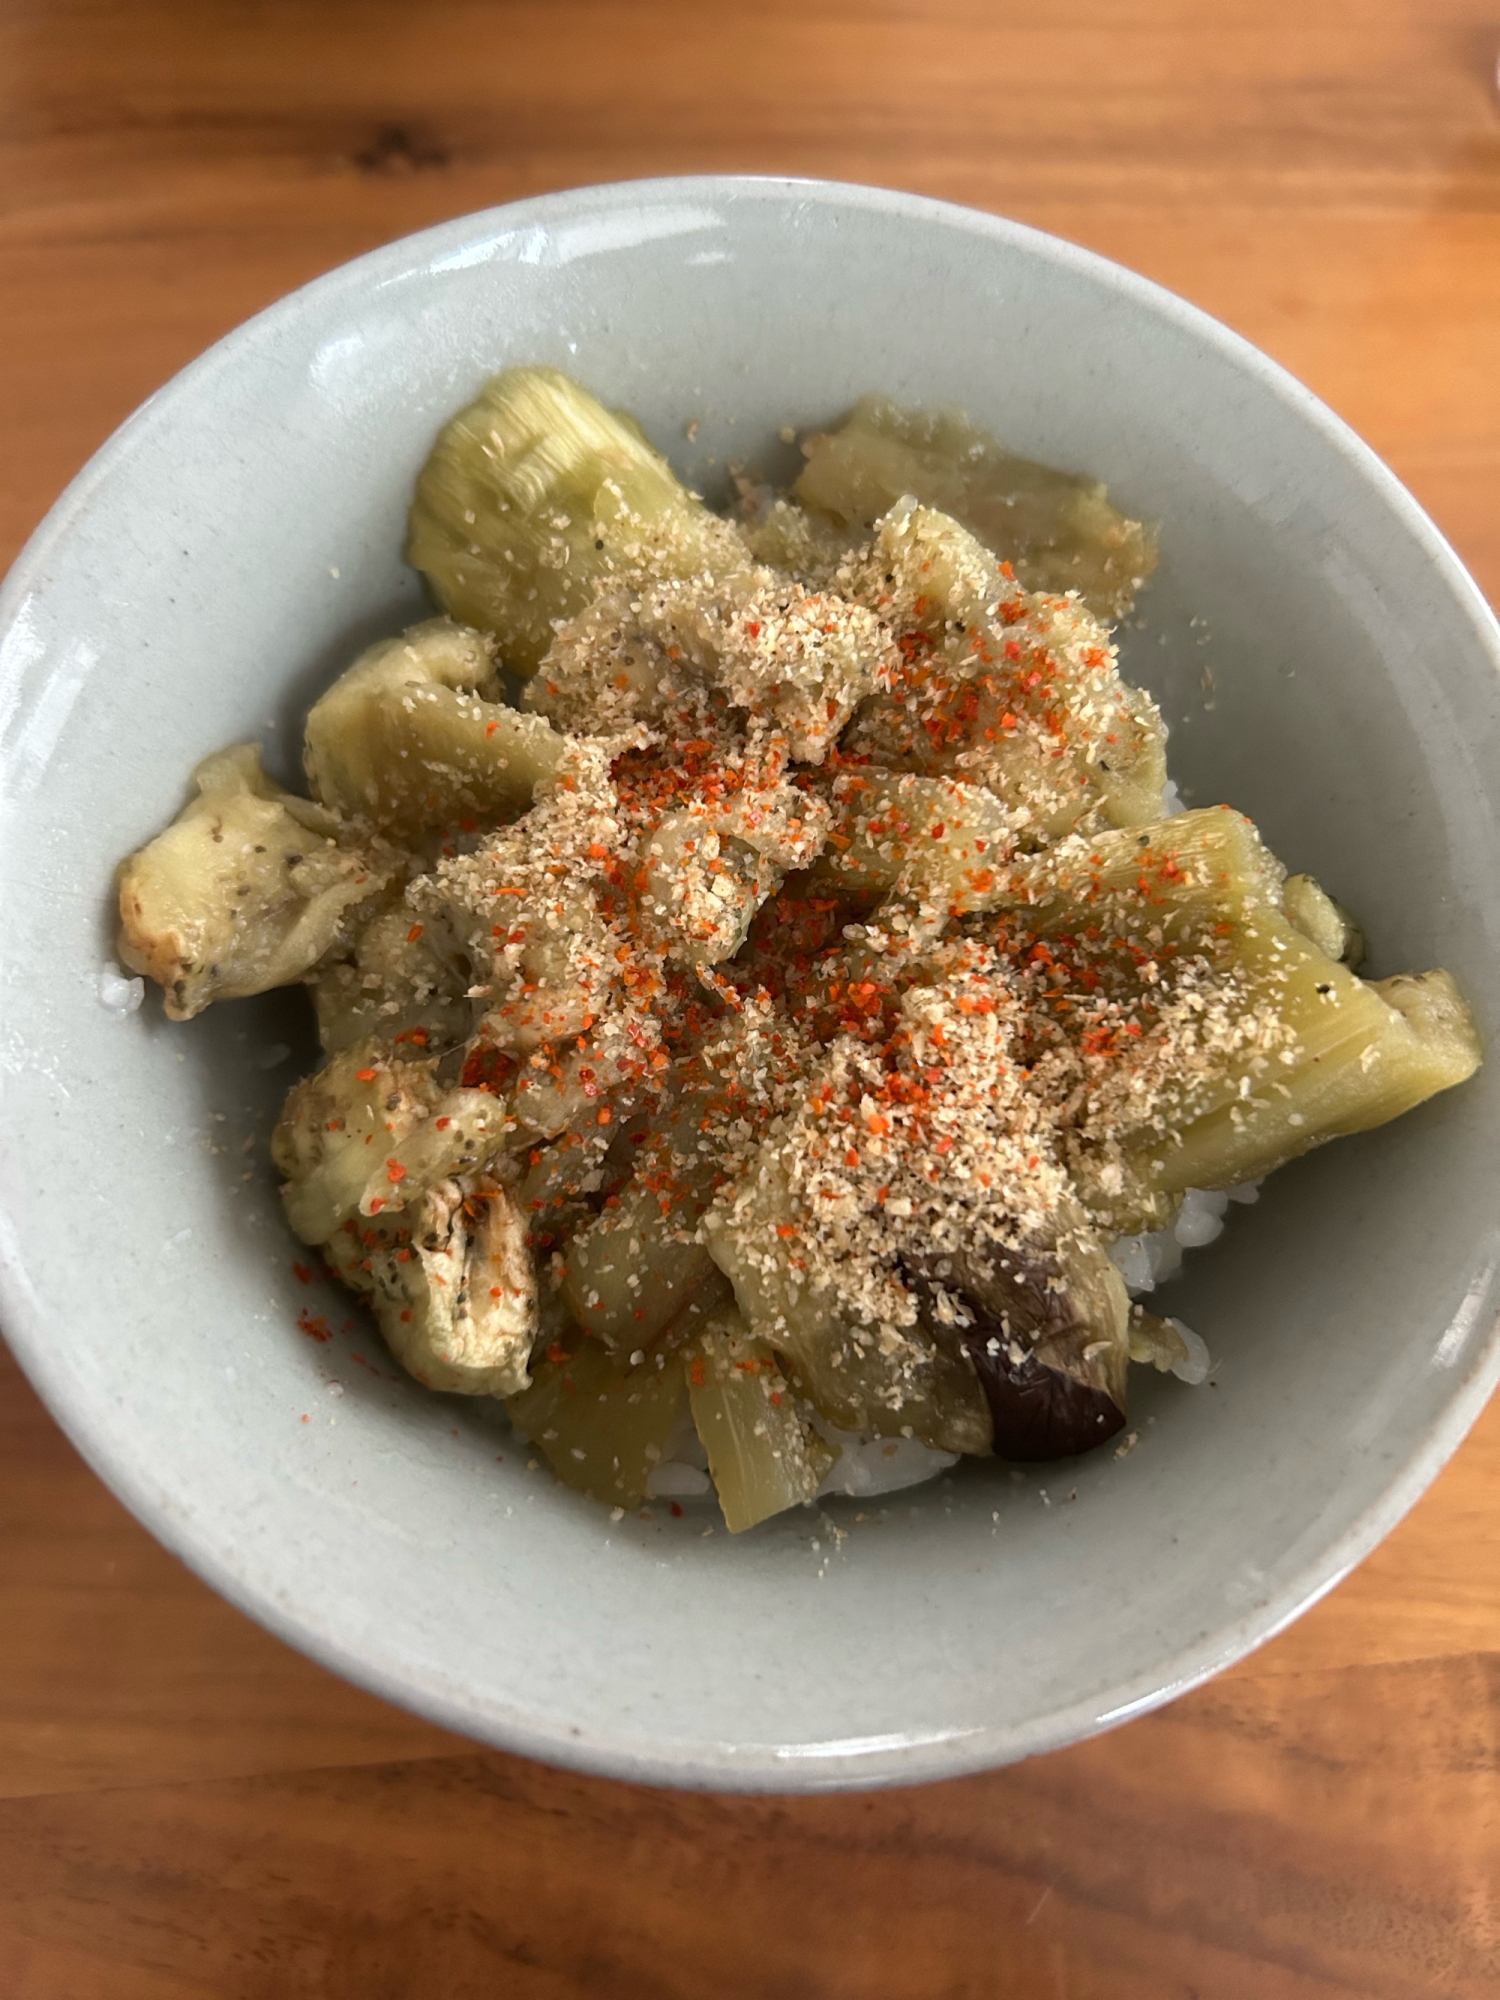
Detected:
[{"left": 2, "top": 1, "right": 1499, "bottom": 1993}]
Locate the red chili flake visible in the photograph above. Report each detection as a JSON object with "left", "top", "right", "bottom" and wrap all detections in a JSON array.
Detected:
[
  {"left": 355, "top": 1067, "right": 378, "bottom": 1082},
  {"left": 297, "top": 1309, "right": 333, "bottom": 1343},
  {"left": 670, "top": 1501, "right": 684, "bottom": 1518},
  {"left": 386, "top": 1159, "right": 407, "bottom": 1185},
  {"left": 292, "top": 1262, "right": 314, "bottom": 1284},
  {"left": 435, "top": 1116, "right": 452, "bottom": 1130},
  {"left": 546, "top": 1343, "right": 569, "bottom": 1364},
  {"left": 407, "top": 924, "right": 423, "bottom": 943}
]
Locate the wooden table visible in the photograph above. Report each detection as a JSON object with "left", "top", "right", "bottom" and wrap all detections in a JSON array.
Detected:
[{"left": 3, "top": 4, "right": 1498, "bottom": 1993}]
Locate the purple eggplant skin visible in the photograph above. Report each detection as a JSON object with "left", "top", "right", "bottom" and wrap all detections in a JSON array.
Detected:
[
  {"left": 906, "top": 1238, "right": 1129, "bottom": 1462},
  {"left": 957, "top": 1318, "right": 1127, "bottom": 1460}
]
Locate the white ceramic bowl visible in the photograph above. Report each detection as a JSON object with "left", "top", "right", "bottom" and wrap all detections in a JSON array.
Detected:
[{"left": 2, "top": 178, "right": 1498, "bottom": 1792}]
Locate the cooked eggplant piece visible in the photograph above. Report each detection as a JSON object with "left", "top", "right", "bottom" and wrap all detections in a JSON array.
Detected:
[
  {"left": 563, "top": 1176, "right": 721, "bottom": 1348},
  {"left": 743, "top": 496, "right": 858, "bottom": 579},
  {"left": 811, "top": 769, "right": 1016, "bottom": 907},
  {"left": 271, "top": 1038, "right": 442, "bottom": 1244},
  {"left": 702, "top": 1157, "right": 993, "bottom": 1456},
  {"left": 560, "top": 1035, "right": 776, "bottom": 1345},
  {"left": 303, "top": 616, "right": 563, "bottom": 839},
  {"left": 838, "top": 504, "right": 1166, "bottom": 839},
  {"left": 906, "top": 1200, "right": 1131, "bottom": 1461},
  {"left": 998, "top": 808, "right": 1482, "bottom": 1224},
  {"left": 524, "top": 555, "right": 885, "bottom": 764},
  {"left": 407, "top": 367, "right": 738, "bottom": 675},
  {"left": 308, "top": 896, "right": 475, "bottom": 1057},
  {"left": 685, "top": 1305, "right": 833, "bottom": 1532},
  {"left": 506, "top": 1331, "right": 688, "bottom": 1507},
  {"left": 1283, "top": 871, "right": 1364, "bottom": 968},
  {"left": 630, "top": 811, "right": 780, "bottom": 966},
  {"left": 325, "top": 1173, "right": 537, "bottom": 1396},
  {"left": 355, "top": 1086, "right": 511, "bottom": 1217},
  {"left": 794, "top": 394, "right": 1158, "bottom": 620},
  {"left": 117, "top": 744, "right": 389, "bottom": 1019}
]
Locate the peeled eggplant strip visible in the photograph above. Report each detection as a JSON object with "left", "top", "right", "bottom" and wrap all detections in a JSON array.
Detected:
[
  {"left": 686, "top": 1306, "right": 832, "bottom": 1532},
  {"left": 795, "top": 394, "right": 1158, "bottom": 621},
  {"left": 407, "top": 367, "right": 737, "bottom": 675}
]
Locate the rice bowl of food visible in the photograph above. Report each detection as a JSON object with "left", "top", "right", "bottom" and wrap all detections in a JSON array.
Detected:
[{"left": 2, "top": 177, "right": 1497, "bottom": 1788}]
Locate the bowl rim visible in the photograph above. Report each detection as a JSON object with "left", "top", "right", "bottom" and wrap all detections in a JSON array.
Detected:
[{"left": 4, "top": 172, "right": 1500, "bottom": 1793}]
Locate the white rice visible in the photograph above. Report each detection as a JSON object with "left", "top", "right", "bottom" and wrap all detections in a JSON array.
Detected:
[
  {"left": 646, "top": 1460, "right": 713, "bottom": 1499},
  {"left": 816, "top": 1429, "right": 959, "bottom": 1499},
  {"left": 1162, "top": 1317, "right": 1212, "bottom": 1385},
  {"left": 1107, "top": 1182, "right": 1260, "bottom": 1296},
  {"left": 98, "top": 962, "right": 144, "bottom": 1014}
]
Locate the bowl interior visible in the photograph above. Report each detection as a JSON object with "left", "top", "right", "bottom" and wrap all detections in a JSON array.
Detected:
[{"left": 3, "top": 178, "right": 1499, "bottom": 1790}]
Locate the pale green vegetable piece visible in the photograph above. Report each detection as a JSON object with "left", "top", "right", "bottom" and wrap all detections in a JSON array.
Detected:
[
  {"left": 743, "top": 497, "right": 857, "bottom": 577},
  {"left": 563, "top": 1177, "right": 719, "bottom": 1348},
  {"left": 514, "top": 1121, "right": 618, "bottom": 1239},
  {"left": 303, "top": 616, "right": 563, "bottom": 838},
  {"left": 1006, "top": 809, "right": 1482, "bottom": 1215},
  {"left": 559, "top": 1046, "right": 764, "bottom": 1344},
  {"left": 407, "top": 367, "right": 737, "bottom": 675},
  {"left": 506, "top": 1335, "right": 688, "bottom": 1507},
  {"left": 117, "top": 744, "right": 389, "bottom": 1020},
  {"left": 1283, "top": 871, "right": 1364, "bottom": 967},
  {"left": 686, "top": 1305, "right": 832, "bottom": 1533},
  {"left": 840, "top": 504, "right": 1166, "bottom": 838},
  {"left": 357, "top": 1087, "right": 512, "bottom": 1217},
  {"left": 795, "top": 394, "right": 1158, "bottom": 620},
  {"left": 632, "top": 812, "right": 778, "bottom": 966},
  {"left": 271, "top": 1039, "right": 440, "bottom": 1244},
  {"left": 522, "top": 554, "right": 883, "bottom": 764},
  {"left": 813, "top": 770, "right": 1015, "bottom": 907},
  {"left": 309, "top": 898, "right": 475, "bottom": 1057},
  {"left": 324, "top": 1174, "right": 536, "bottom": 1397}
]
